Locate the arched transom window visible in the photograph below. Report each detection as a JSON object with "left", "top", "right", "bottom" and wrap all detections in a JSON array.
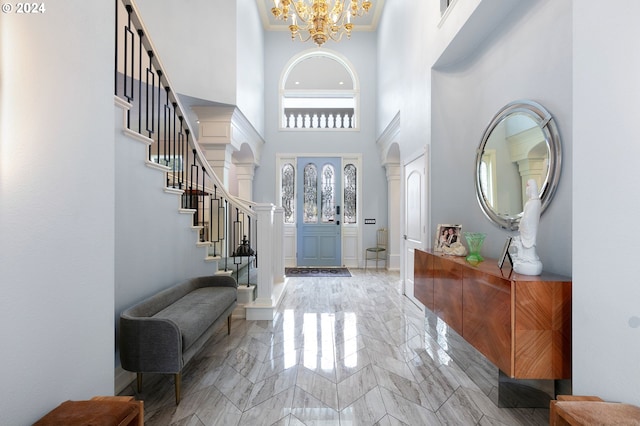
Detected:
[{"left": 280, "top": 50, "right": 360, "bottom": 130}]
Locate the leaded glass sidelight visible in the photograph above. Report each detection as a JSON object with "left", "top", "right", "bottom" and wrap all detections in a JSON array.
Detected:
[
  {"left": 281, "top": 163, "right": 295, "bottom": 224},
  {"left": 303, "top": 163, "right": 318, "bottom": 223},
  {"left": 321, "top": 164, "right": 336, "bottom": 223},
  {"left": 344, "top": 164, "right": 357, "bottom": 224}
]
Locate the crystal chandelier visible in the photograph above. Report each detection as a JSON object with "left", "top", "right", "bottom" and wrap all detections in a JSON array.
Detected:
[{"left": 271, "top": 0, "right": 373, "bottom": 47}]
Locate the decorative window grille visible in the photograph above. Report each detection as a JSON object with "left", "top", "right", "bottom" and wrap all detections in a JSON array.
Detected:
[
  {"left": 303, "top": 163, "right": 318, "bottom": 223},
  {"left": 321, "top": 164, "right": 336, "bottom": 223},
  {"left": 343, "top": 164, "right": 357, "bottom": 224},
  {"left": 281, "top": 163, "right": 295, "bottom": 224}
]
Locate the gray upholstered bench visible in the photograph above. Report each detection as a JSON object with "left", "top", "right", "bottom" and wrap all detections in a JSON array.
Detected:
[{"left": 119, "top": 275, "right": 237, "bottom": 404}]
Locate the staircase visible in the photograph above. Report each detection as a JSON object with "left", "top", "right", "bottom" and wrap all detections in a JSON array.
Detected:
[{"left": 114, "top": 0, "right": 286, "bottom": 331}]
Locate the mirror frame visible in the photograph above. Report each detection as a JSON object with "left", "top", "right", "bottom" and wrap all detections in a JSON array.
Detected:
[{"left": 474, "top": 100, "right": 562, "bottom": 230}]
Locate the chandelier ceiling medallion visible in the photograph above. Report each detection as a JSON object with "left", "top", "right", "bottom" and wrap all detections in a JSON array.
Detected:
[{"left": 271, "top": 0, "right": 373, "bottom": 47}]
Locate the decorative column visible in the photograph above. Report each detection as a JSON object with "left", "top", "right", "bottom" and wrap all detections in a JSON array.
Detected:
[
  {"left": 385, "top": 163, "right": 401, "bottom": 270},
  {"left": 517, "top": 157, "right": 548, "bottom": 201}
]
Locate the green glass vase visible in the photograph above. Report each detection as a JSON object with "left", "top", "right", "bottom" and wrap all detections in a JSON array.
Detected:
[{"left": 464, "top": 232, "right": 486, "bottom": 266}]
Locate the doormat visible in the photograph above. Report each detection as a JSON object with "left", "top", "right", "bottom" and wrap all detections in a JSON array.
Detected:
[{"left": 285, "top": 267, "right": 351, "bottom": 277}]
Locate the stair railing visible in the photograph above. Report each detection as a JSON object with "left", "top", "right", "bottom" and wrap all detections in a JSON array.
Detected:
[{"left": 114, "top": 0, "right": 257, "bottom": 271}]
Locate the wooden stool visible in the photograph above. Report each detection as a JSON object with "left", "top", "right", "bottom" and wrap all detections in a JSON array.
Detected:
[
  {"left": 34, "top": 396, "right": 143, "bottom": 426},
  {"left": 550, "top": 395, "right": 640, "bottom": 425}
]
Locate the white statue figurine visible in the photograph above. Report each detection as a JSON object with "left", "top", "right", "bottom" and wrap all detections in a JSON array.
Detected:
[{"left": 511, "top": 179, "right": 543, "bottom": 275}]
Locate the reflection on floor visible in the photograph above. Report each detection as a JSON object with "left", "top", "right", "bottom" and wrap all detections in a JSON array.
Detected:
[{"left": 120, "top": 269, "right": 549, "bottom": 425}]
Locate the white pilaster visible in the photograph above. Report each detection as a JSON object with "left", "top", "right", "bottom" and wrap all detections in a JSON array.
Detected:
[
  {"left": 202, "top": 145, "right": 234, "bottom": 190},
  {"left": 385, "top": 163, "right": 401, "bottom": 270},
  {"left": 273, "top": 207, "right": 285, "bottom": 284},
  {"left": 235, "top": 162, "right": 256, "bottom": 201}
]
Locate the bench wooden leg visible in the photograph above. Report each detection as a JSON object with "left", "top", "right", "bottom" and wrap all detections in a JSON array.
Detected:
[{"left": 175, "top": 373, "right": 181, "bottom": 405}]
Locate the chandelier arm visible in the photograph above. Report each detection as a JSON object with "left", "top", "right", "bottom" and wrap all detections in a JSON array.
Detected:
[{"left": 275, "top": 0, "right": 372, "bottom": 47}]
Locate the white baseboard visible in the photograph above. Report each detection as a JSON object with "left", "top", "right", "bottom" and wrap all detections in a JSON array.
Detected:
[
  {"left": 245, "top": 278, "right": 288, "bottom": 321},
  {"left": 389, "top": 253, "right": 401, "bottom": 270}
]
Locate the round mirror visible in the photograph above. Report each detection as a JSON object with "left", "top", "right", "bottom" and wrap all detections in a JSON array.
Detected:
[{"left": 475, "top": 100, "right": 561, "bottom": 230}]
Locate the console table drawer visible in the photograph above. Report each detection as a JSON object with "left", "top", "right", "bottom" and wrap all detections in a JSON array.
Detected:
[
  {"left": 414, "top": 249, "right": 571, "bottom": 380},
  {"left": 463, "top": 268, "right": 512, "bottom": 374}
]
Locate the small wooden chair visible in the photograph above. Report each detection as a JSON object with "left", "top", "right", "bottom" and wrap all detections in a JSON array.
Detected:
[{"left": 365, "top": 228, "right": 387, "bottom": 270}]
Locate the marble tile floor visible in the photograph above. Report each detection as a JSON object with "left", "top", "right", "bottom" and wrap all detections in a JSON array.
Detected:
[{"left": 120, "top": 269, "right": 549, "bottom": 425}]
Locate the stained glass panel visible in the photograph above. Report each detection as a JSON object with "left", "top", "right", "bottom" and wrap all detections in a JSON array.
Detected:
[
  {"left": 344, "top": 164, "right": 357, "bottom": 224},
  {"left": 303, "top": 164, "right": 318, "bottom": 223},
  {"left": 281, "top": 163, "right": 295, "bottom": 224},
  {"left": 321, "top": 164, "right": 335, "bottom": 223}
]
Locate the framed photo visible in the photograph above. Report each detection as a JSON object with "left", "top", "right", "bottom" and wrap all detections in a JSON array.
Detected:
[
  {"left": 434, "top": 224, "right": 462, "bottom": 252},
  {"left": 498, "top": 236, "right": 513, "bottom": 269}
]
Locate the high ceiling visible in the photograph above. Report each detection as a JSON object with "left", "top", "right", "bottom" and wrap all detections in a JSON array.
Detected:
[{"left": 256, "top": 0, "right": 385, "bottom": 33}]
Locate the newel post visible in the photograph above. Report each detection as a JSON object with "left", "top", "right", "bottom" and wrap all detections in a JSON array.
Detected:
[
  {"left": 273, "top": 207, "right": 285, "bottom": 284},
  {"left": 246, "top": 203, "right": 275, "bottom": 320}
]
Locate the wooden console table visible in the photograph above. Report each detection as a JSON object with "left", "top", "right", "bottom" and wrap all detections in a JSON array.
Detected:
[{"left": 415, "top": 249, "right": 571, "bottom": 380}]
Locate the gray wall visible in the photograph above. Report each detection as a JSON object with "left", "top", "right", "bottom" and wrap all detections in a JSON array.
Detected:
[
  {"left": 0, "top": 2, "right": 115, "bottom": 424},
  {"left": 135, "top": 0, "right": 236, "bottom": 105},
  {"left": 236, "top": 0, "right": 266, "bottom": 135},
  {"left": 430, "top": 0, "right": 572, "bottom": 276},
  {"left": 378, "top": 0, "right": 640, "bottom": 407},
  {"left": 377, "top": 0, "right": 571, "bottom": 276},
  {"left": 254, "top": 32, "right": 388, "bottom": 246},
  {"left": 573, "top": 0, "right": 640, "bottom": 406},
  {"left": 114, "top": 112, "right": 221, "bottom": 366},
  {"left": 135, "top": 0, "right": 265, "bottom": 135},
  {"left": 376, "top": 0, "right": 431, "bottom": 158}
]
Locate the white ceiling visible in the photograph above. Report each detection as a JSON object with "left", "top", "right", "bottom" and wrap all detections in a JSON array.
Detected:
[{"left": 256, "top": 0, "right": 385, "bottom": 32}]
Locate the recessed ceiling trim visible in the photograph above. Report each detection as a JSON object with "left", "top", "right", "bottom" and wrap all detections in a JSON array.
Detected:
[{"left": 257, "top": 0, "right": 385, "bottom": 33}]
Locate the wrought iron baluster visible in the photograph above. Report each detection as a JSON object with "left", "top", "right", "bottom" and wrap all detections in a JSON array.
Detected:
[
  {"left": 224, "top": 199, "right": 229, "bottom": 271},
  {"left": 123, "top": 5, "right": 135, "bottom": 128},
  {"left": 145, "top": 51, "right": 155, "bottom": 139},
  {"left": 201, "top": 166, "right": 207, "bottom": 230},
  {"left": 183, "top": 129, "right": 190, "bottom": 190},
  {"left": 152, "top": 70, "right": 163, "bottom": 162},
  {"left": 137, "top": 29, "right": 144, "bottom": 134},
  {"left": 171, "top": 104, "right": 178, "bottom": 188},
  {"left": 114, "top": 0, "right": 118, "bottom": 97},
  {"left": 163, "top": 86, "right": 171, "bottom": 168},
  {"left": 177, "top": 116, "right": 184, "bottom": 189}
]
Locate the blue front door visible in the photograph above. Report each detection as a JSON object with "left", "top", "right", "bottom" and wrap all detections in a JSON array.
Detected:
[{"left": 296, "top": 157, "right": 342, "bottom": 266}]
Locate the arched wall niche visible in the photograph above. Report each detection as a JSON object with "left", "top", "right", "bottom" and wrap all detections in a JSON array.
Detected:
[{"left": 279, "top": 48, "right": 361, "bottom": 130}]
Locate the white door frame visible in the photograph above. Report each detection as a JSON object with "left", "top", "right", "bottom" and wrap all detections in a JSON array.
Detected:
[
  {"left": 402, "top": 147, "right": 429, "bottom": 308},
  {"left": 276, "top": 153, "right": 363, "bottom": 268}
]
